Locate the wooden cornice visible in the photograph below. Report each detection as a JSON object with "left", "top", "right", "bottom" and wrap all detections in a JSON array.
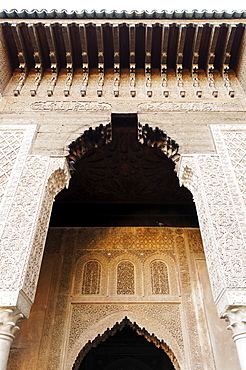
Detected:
[{"left": 1, "top": 21, "right": 245, "bottom": 76}]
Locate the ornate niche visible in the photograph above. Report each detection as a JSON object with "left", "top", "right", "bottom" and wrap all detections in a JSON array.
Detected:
[
  {"left": 151, "top": 260, "right": 170, "bottom": 295},
  {"left": 82, "top": 260, "right": 101, "bottom": 295},
  {"left": 117, "top": 261, "right": 135, "bottom": 295}
]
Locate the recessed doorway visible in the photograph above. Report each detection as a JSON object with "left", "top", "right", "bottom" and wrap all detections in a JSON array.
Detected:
[{"left": 77, "top": 325, "right": 175, "bottom": 370}]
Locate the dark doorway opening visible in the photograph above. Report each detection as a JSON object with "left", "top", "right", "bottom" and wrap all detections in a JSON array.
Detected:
[
  {"left": 78, "top": 325, "right": 175, "bottom": 370},
  {"left": 50, "top": 113, "right": 198, "bottom": 227}
]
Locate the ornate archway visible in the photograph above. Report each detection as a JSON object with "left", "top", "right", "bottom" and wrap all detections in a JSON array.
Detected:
[
  {"left": 51, "top": 113, "right": 197, "bottom": 227},
  {"left": 72, "top": 317, "right": 179, "bottom": 370}
]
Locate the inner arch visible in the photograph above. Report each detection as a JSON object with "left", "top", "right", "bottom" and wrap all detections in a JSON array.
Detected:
[{"left": 73, "top": 317, "right": 178, "bottom": 370}]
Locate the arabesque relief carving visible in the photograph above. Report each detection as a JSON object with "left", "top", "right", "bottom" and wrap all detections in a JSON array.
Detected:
[
  {"left": 82, "top": 261, "right": 101, "bottom": 295},
  {"left": 151, "top": 260, "right": 170, "bottom": 294},
  {"left": 179, "top": 135, "right": 246, "bottom": 316},
  {"left": 117, "top": 261, "right": 135, "bottom": 295}
]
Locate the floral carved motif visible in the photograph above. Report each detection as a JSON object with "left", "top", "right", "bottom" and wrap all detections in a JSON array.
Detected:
[
  {"left": 179, "top": 151, "right": 246, "bottom": 315},
  {"left": 151, "top": 260, "right": 169, "bottom": 294},
  {"left": 82, "top": 261, "right": 101, "bottom": 294},
  {"left": 0, "top": 153, "right": 69, "bottom": 316},
  {"left": 117, "top": 261, "right": 135, "bottom": 295},
  {"left": 0, "top": 130, "right": 23, "bottom": 203}
]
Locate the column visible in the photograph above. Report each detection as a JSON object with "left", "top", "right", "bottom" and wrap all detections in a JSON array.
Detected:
[
  {"left": 0, "top": 308, "right": 23, "bottom": 370},
  {"left": 224, "top": 307, "right": 246, "bottom": 370}
]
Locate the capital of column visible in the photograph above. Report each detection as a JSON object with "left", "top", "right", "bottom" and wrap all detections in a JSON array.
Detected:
[
  {"left": 223, "top": 306, "right": 246, "bottom": 370},
  {"left": 223, "top": 306, "right": 246, "bottom": 337},
  {"left": 0, "top": 307, "right": 23, "bottom": 342}
]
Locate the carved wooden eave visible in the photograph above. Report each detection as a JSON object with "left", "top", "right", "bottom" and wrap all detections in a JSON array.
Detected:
[{"left": 1, "top": 20, "right": 245, "bottom": 85}]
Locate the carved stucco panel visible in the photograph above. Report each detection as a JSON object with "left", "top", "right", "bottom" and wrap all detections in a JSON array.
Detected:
[
  {"left": 67, "top": 304, "right": 185, "bottom": 370},
  {"left": 179, "top": 153, "right": 246, "bottom": 315},
  {"left": 0, "top": 154, "right": 69, "bottom": 316},
  {"left": 211, "top": 125, "right": 246, "bottom": 241},
  {"left": 0, "top": 130, "right": 23, "bottom": 202},
  {"left": 0, "top": 125, "right": 36, "bottom": 240}
]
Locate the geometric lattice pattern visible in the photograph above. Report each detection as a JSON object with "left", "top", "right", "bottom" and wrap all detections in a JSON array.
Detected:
[
  {"left": 151, "top": 261, "right": 169, "bottom": 294},
  {"left": 0, "top": 131, "right": 23, "bottom": 203},
  {"left": 223, "top": 131, "right": 246, "bottom": 205},
  {"left": 82, "top": 261, "right": 101, "bottom": 294},
  {"left": 117, "top": 261, "right": 135, "bottom": 295}
]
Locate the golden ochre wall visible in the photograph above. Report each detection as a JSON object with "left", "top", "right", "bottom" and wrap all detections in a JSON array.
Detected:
[{"left": 8, "top": 227, "right": 239, "bottom": 370}]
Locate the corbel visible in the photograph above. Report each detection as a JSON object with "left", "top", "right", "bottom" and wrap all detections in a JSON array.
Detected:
[
  {"left": 30, "top": 64, "right": 42, "bottom": 96},
  {"left": 208, "top": 66, "right": 218, "bottom": 98},
  {"left": 79, "top": 25, "right": 89, "bottom": 97},
  {"left": 114, "top": 63, "right": 120, "bottom": 97},
  {"left": 45, "top": 24, "right": 59, "bottom": 96},
  {"left": 130, "top": 63, "right": 136, "bottom": 97},
  {"left": 12, "top": 24, "right": 27, "bottom": 96},
  {"left": 191, "top": 25, "right": 203, "bottom": 98},
  {"left": 176, "top": 25, "right": 186, "bottom": 98},
  {"left": 207, "top": 25, "right": 219, "bottom": 97},
  {"left": 62, "top": 24, "right": 74, "bottom": 97},
  {"left": 129, "top": 24, "right": 136, "bottom": 97},
  {"left": 96, "top": 25, "right": 104, "bottom": 97},
  {"left": 64, "top": 63, "right": 73, "bottom": 97},
  {"left": 145, "top": 64, "right": 152, "bottom": 97},
  {"left": 161, "top": 66, "right": 168, "bottom": 97},
  {"left": 161, "top": 26, "right": 169, "bottom": 97},
  {"left": 145, "top": 25, "right": 152, "bottom": 97},
  {"left": 192, "top": 65, "right": 202, "bottom": 98},
  {"left": 221, "top": 25, "right": 235, "bottom": 98},
  {"left": 47, "top": 64, "right": 58, "bottom": 96},
  {"left": 13, "top": 63, "right": 26, "bottom": 96},
  {"left": 113, "top": 25, "right": 120, "bottom": 97},
  {"left": 222, "top": 65, "right": 234, "bottom": 97},
  {"left": 97, "top": 64, "right": 104, "bottom": 97},
  {"left": 80, "top": 64, "right": 89, "bottom": 97},
  {"left": 177, "top": 66, "right": 185, "bottom": 98},
  {"left": 28, "top": 24, "right": 43, "bottom": 96}
]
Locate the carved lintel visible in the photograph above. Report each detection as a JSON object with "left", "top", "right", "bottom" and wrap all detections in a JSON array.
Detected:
[
  {"left": 208, "top": 67, "right": 218, "bottom": 97},
  {"left": 114, "top": 64, "right": 120, "bottom": 97},
  {"left": 47, "top": 64, "right": 57, "bottom": 96},
  {"left": 13, "top": 64, "right": 26, "bottom": 96},
  {"left": 223, "top": 66, "right": 235, "bottom": 98},
  {"left": 0, "top": 307, "right": 24, "bottom": 340},
  {"left": 130, "top": 63, "right": 136, "bottom": 97},
  {"left": 64, "top": 64, "right": 73, "bottom": 97}
]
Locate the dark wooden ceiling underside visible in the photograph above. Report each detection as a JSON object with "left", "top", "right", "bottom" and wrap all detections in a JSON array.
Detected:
[{"left": 1, "top": 21, "right": 245, "bottom": 74}]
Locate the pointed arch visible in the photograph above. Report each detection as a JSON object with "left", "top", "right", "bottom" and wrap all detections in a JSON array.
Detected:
[
  {"left": 72, "top": 317, "right": 181, "bottom": 370},
  {"left": 67, "top": 309, "right": 184, "bottom": 370}
]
